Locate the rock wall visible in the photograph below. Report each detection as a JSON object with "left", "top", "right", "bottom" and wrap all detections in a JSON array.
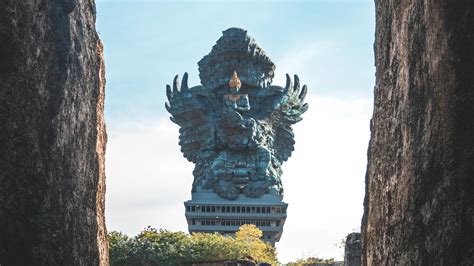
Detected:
[
  {"left": 362, "top": 0, "right": 474, "bottom": 265},
  {"left": 344, "top": 233, "right": 361, "bottom": 266},
  {"left": 0, "top": 0, "right": 107, "bottom": 264}
]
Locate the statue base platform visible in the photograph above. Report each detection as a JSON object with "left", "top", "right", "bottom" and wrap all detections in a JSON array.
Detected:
[{"left": 184, "top": 188, "right": 287, "bottom": 245}]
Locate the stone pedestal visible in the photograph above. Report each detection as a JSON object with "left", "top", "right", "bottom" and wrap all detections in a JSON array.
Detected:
[{"left": 184, "top": 189, "right": 287, "bottom": 245}]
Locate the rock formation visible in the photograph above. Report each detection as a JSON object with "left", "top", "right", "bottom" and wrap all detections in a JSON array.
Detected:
[
  {"left": 344, "top": 233, "right": 361, "bottom": 266},
  {"left": 0, "top": 0, "right": 107, "bottom": 264},
  {"left": 362, "top": 1, "right": 474, "bottom": 265}
]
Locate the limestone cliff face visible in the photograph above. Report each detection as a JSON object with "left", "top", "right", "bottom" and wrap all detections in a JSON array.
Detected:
[
  {"left": 362, "top": 1, "right": 474, "bottom": 265},
  {"left": 0, "top": 0, "right": 107, "bottom": 264}
]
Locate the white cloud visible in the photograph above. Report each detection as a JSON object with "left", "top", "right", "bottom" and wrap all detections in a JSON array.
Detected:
[
  {"left": 105, "top": 117, "right": 194, "bottom": 233},
  {"left": 105, "top": 95, "right": 372, "bottom": 262},
  {"left": 277, "top": 95, "right": 372, "bottom": 262}
]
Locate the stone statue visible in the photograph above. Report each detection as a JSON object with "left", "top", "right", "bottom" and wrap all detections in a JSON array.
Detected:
[{"left": 166, "top": 28, "right": 308, "bottom": 200}]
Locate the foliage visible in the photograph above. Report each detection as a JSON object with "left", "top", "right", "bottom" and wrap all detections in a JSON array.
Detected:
[
  {"left": 236, "top": 224, "right": 277, "bottom": 264},
  {"left": 107, "top": 231, "right": 130, "bottom": 265},
  {"left": 108, "top": 225, "right": 277, "bottom": 265},
  {"left": 187, "top": 232, "right": 245, "bottom": 262},
  {"left": 236, "top": 224, "right": 263, "bottom": 243},
  {"left": 287, "top": 257, "right": 335, "bottom": 265}
]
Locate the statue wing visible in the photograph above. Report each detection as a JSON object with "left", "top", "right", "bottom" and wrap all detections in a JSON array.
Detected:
[
  {"left": 165, "top": 73, "right": 214, "bottom": 163},
  {"left": 264, "top": 74, "right": 308, "bottom": 163}
]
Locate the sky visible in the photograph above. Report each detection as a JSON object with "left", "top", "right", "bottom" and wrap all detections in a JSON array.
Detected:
[{"left": 96, "top": 0, "right": 375, "bottom": 262}]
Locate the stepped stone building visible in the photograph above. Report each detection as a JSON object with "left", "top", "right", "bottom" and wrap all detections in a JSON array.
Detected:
[{"left": 184, "top": 191, "right": 288, "bottom": 244}]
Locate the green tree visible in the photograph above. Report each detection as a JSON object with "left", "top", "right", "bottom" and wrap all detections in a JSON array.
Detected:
[
  {"left": 188, "top": 232, "right": 245, "bottom": 262},
  {"left": 287, "top": 256, "right": 335, "bottom": 265},
  {"left": 107, "top": 231, "right": 131, "bottom": 265},
  {"left": 235, "top": 224, "right": 278, "bottom": 265},
  {"left": 108, "top": 225, "right": 278, "bottom": 265},
  {"left": 128, "top": 227, "right": 190, "bottom": 265}
]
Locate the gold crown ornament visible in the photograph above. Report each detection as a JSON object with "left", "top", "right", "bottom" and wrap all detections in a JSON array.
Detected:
[{"left": 228, "top": 71, "right": 241, "bottom": 90}]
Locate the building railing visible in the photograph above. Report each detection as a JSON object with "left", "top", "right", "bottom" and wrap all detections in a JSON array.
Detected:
[
  {"left": 184, "top": 204, "right": 287, "bottom": 214},
  {"left": 185, "top": 212, "right": 287, "bottom": 219}
]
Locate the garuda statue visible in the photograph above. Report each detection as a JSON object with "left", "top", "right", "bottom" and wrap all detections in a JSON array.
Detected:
[{"left": 166, "top": 28, "right": 308, "bottom": 200}]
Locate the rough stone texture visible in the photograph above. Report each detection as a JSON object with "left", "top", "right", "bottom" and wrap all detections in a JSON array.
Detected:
[
  {"left": 198, "top": 28, "right": 275, "bottom": 89},
  {"left": 344, "top": 233, "right": 361, "bottom": 266},
  {"left": 166, "top": 28, "right": 308, "bottom": 200},
  {"left": 362, "top": 1, "right": 474, "bottom": 265},
  {"left": 0, "top": 0, "right": 108, "bottom": 265}
]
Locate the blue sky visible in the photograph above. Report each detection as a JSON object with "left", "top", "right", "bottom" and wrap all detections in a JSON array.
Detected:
[
  {"left": 97, "top": 0, "right": 375, "bottom": 262},
  {"left": 97, "top": 0, "right": 374, "bottom": 121}
]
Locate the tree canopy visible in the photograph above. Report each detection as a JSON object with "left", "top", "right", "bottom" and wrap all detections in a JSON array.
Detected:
[{"left": 108, "top": 225, "right": 277, "bottom": 265}]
